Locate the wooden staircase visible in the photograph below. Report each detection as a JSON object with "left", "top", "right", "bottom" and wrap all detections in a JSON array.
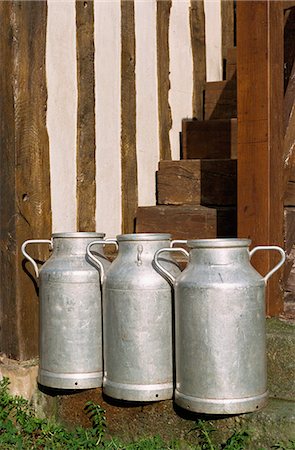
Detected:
[{"left": 136, "top": 48, "right": 237, "bottom": 242}]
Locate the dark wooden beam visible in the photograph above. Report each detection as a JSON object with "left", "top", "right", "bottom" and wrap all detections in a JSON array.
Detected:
[
  {"left": 237, "top": 1, "right": 284, "bottom": 316},
  {"left": 76, "top": 0, "right": 96, "bottom": 232},
  {"left": 0, "top": 1, "right": 52, "bottom": 359},
  {"left": 190, "top": 0, "right": 206, "bottom": 120},
  {"left": 157, "top": 0, "right": 172, "bottom": 159},
  {"left": 121, "top": 0, "right": 138, "bottom": 233}
]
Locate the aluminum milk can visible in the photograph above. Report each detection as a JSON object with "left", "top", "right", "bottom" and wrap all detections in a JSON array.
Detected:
[
  {"left": 87, "top": 233, "right": 180, "bottom": 401},
  {"left": 154, "top": 239, "right": 285, "bottom": 414},
  {"left": 21, "top": 232, "right": 110, "bottom": 389}
]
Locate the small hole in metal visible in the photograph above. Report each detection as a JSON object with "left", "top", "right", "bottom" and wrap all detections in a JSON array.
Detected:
[
  {"left": 75, "top": 382, "right": 78, "bottom": 386},
  {"left": 155, "top": 394, "right": 158, "bottom": 398}
]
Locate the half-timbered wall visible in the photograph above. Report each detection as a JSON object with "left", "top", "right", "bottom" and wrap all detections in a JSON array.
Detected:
[
  {"left": 0, "top": 0, "right": 228, "bottom": 359},
  {"left": 47, "top": 0, "right": 223, "bottom": 236}
]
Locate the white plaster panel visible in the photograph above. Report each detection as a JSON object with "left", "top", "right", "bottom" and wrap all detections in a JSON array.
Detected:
[
  {"left": 169, "top": 0, "right": 193, "bottom": 160},
  {"left": 204, "top": 0, "right": 222, "bottom": 82},
  {"left": 94, "top": 1, "right": 122, "bottom": 237},
  {"left": 46, "top": 0, "right": 77, "bottom": 233},
  {"left": 135, "top": 0, "right": 159, "bottom": 207}
]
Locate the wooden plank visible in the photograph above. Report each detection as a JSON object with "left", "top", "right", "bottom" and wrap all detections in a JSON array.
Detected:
[
  {"left": 182, "top": 118, "right": 237, "bottom": 159},
  {"left": 136, "top": 205, "right": 216, "bottom": 240},
  {"left": 204, "top": 79, "right": 237, "bottom": 120},
  {"left": 237, "top": 1, "right": 284, "bottom": 316},
  {"left": 221, "top": 0, "right": 235, "bottom": 64},
  {"left": 76, "top": 0, "right": 96, "bottom": 231},
  {"left": 225, "top": 47, "right": 237, "bottom": 80},
  {"left": 190, "top": 0, "right": 206, "bottom": 120},
  {"left": 157, "top": 160, "right": 201, "bottom": 205},
  {"left": 157, "top": 159, "right": 237, "bottom": 207},
  {"left": 200, "top": 160, "right": 237, "bottom": 207},
  {"left": 157, "top": 0, "right": 172, "bottom": 160},
  {"left": 0, "top": 1, "right": 52, "bottom": 359},
  {"left": 121, "top": 0, "right": 138, "bottom": 233}
]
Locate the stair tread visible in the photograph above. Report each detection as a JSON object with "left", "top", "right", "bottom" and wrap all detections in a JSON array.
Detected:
[
  {"left": 157, "top": 159, "right": 237, "bottom": 207},
  {"left": 182, "top": 118, "right": 237, "bottom": 159}
]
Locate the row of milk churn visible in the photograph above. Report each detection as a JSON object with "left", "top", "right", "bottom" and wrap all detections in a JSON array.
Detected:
[{"left": 21, "top": 232, "right": 285, "bottom": 415}]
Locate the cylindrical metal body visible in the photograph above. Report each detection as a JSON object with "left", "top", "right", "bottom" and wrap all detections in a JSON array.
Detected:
[
  {"left": 154, "top": 238, "right": 285, "bottom": 414},
  {"left": 102, "top": 233, "right": 180, "bottom": 401},
  {"left": 22, "top": 232, "right": 110, "bottom": 389}
]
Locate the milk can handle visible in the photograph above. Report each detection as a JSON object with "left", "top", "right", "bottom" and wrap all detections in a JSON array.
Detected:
[
  {"left": 86, "top": 239, "right": 118, "bottom": 283},
  {"left": 21, "top": 239, "right": 53, "bottom": 278},
  {"left": 249, "top": 246, "right": 286, "bottom": 284},
  {"left": 154, "top": 247, "right": 189, "bottom": 284},
  {"left": 170, "top": 239, "right": 188, "bottom": 247}
]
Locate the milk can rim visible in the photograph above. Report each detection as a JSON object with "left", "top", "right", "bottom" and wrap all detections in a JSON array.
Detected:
[
  {"left": 117, "top": 233, "right": 171, "bottom": 241},
  {"left": 187, "top": 238, "right": 251, "bottom": 248},
  {"left": 52, "top": 232, "right": 106, "bottom": 239}
]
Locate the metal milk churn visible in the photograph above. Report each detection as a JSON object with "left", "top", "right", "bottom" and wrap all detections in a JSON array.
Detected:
[
  {"left": 21, "top": 232, "right": 111, "bottom": 389},
  {"left": 87, "top": 233, "right": 180, "bottom": 401},
  {"left": 154, "top": 239, "right": 285, "bottom": 414}
]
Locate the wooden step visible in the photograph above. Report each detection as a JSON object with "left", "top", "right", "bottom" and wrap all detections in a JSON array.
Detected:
[
  {"left": 204, "top": 79, "right": 237, "bottom": 120},
  {"left": 157, "top": 159, "right": 237, "bottom": 207},
  {"left": 225, "top": 47, "right": 236, "bottom": 80},
  {"left": 182, "top": 118, "right": 237, "bottom": 159},
  {"left": 136, "top": 205, "right": 236, "bottom": 240}
]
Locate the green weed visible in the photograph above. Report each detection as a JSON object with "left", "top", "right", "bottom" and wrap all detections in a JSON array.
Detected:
[{"left": 0, "top": 377, "right": 292, "bottom": 449}]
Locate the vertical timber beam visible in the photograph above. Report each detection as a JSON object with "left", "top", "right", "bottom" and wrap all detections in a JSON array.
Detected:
[
  {"left": 76, "top": 0, "right": 96, "bottom": 232},
  {"left": 0, "top": 1, "right": 52, "bottom": 358},
  {"left": 121, "top": 0, "right": 138, "bottom": 233},
  {"left": 157, "top": 0, "right": 172, "bottom": 159},
  {"left": 190, "top": 0, "right": 206, "bottom": 120},
  {"left": 237, "top": 1, "right": 284, "bottom": 316}
]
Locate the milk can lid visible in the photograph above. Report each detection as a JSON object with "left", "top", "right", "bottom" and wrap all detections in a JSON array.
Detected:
[
  {"left": 117, "top": 233, "right": 171, "bottom": 241},
  {"left": 52, "top": 232, "right": 106, "bottom": 238},
  {"left": 187, "top": 238, "right": 251, "bottom": 248}
]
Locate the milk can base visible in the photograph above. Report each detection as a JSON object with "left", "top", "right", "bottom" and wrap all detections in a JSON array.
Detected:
[
  {"left": 103, "top": 378, "right": 173, "bottom": 401},
  {"left": 38, "top": 369, "right": 103, "bottom": 390},
  {"left": 175, "top": 390, "right": 268, "bottom": 414}
]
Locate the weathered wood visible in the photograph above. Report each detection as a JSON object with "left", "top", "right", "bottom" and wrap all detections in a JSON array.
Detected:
[
  {"left": 157, "top": 159, "right": 237, "bottom": 207},
  {"left": 157, "top": 0, "right": 172, "bottom": 160},
  {"left": 221, "top": 0, "right": 235, "bottom": 64},
  {"left": 237, "top": 1, "right": 284, "bottom": 316},
  {"left": 121, "top": 0, "right": 138, "bottom": 233},
  {"left": 204, "top": 79, "right": 237, "bottom": 120},
  {"left": 190, "top": 0, "right": 206, "bottom": 120},
  {"left": 157, "top": 161, "right": 201, "bottom": 205},
  {"left": 225, "top": 47, "right": 237, "bottom": 80},
  {"left": 136, "top": 205, "right": 216, "bottom": 240},
  {"left": 283, "top": 2, "right": 295, "bottom": 10},
  {"left": 0, "top": 1, "right": 52, "bottom": 359},
  {"left": 136, "top": 205, "right": 236, "bottom": 240},
  {"left": 182, "top": 118, "right": 237, "bottom": 159},
  {"left": 76, "top": 0, "right": 96, "bottom": 231},
  {"left": 200, "top": 160, "right": 237, "bottom": 206}
]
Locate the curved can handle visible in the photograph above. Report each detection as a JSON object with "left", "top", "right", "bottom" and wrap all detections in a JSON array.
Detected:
[
  {"left": 170, "top": 239, "right": 188, "bottom": 248},
  {"left": 21, "top": 239, "right": 53, "bottom": 278},
  {"left": 154, "top": 247, "right": 189, "bottom": 284},
  {"left": 249, "top": 245, "right": 286, "bottom": 284},
  {"left": 86, "top": 239, "right": 118, "bottom": 283}
]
